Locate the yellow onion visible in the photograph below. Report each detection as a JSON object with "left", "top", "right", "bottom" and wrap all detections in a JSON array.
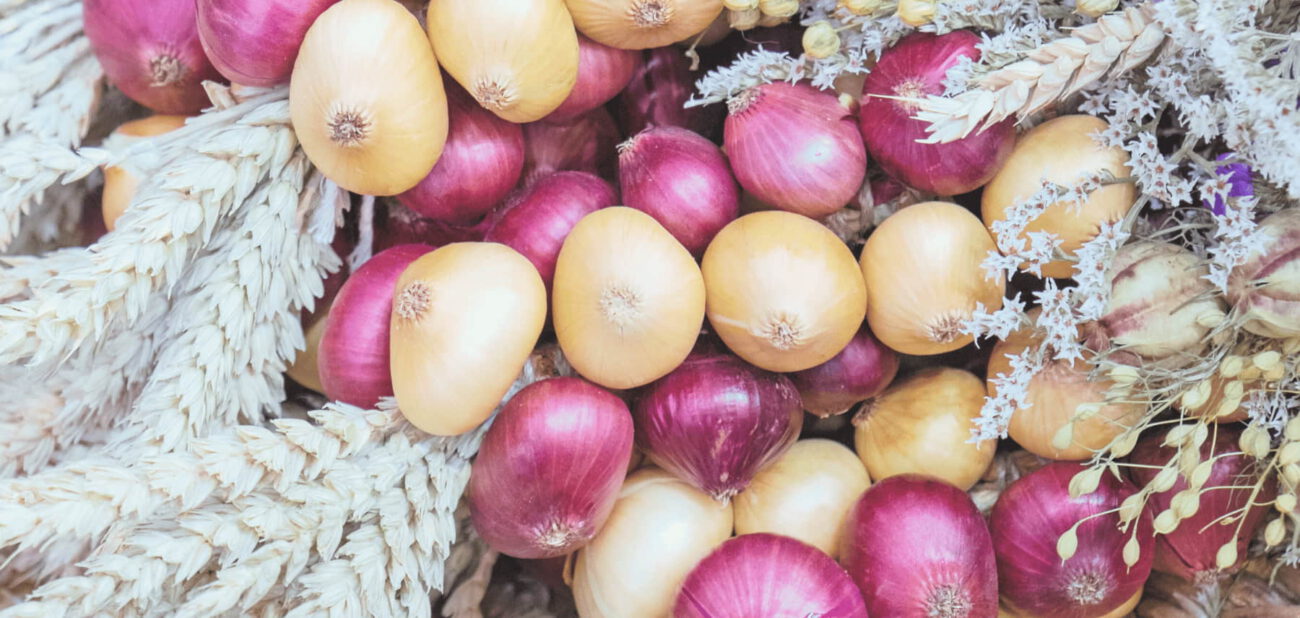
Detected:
[
  {"left": 428, "top": 0, "right": 579, "bottom": 123},
  {"left": 389, "top": 242, "right": 546, "bottom": 436},
  {"left": 565, "top": 0, "right": 725, "bottom": 50},
  {"left": 860, "top": 201, "right": 1004, "bottom": 356},
  {"left": 101, "top": 114, "right": 189, "bottom": 231},
  {"left": 572, "top": 467, "right": 733, "bottom": 618},
  {"left": 286, "top": 310, "right": 328, "bottom": 393},
  {"left": 553, "top": 207, "right": 705, "bottom": 389},
  {"left": 733, "top": 439, "right": 870, "bottom": 559},
  {"left": 989, "top": 324, "right": 1142, "bottom": 460},
  {"left": 291, "top": 0, "right": 448, "bottom": 195},
  {"left": 701, "top": 211, "right": 867, "bottom": 372},
  {"left": 853, "top": 367, "right": 995, "bottom": 490},
  {"left": 982, "top": 115, "right": 1136, "bottom": 278},
  {"left": 1228, "top": 208, "right": 1300, "bottom": 338}
]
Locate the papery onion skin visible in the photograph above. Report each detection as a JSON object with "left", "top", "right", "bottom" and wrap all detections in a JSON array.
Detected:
[
  {"left": 196, "top": 0, "right": 338, "bottom": 87},
  {"left": 376, "top": 202, "right": 490, "bottom": 251},
  {"left": 702, "top": 210, "right": 868, "bottom": 373},
  {"left": 618, "top": 126, "right": 740, "bottom": 256},
  {"left": 787, "top": 324, "right": 898, "bottom": 417},
  {"left": 1128, "top": 425, "right": 1275, "bottom": 581},
  {"left": 318, "top": 244, "right": 433, "bottom": 408},
  {"left": 734, "top": 439, "right": 870, "bottom": 558},
  {"left": 840, "top": 474, "right": 999, "bottom": 618},
  {"left": 396, "top": 82, "right": 525, "bottom": 225},
  {"left": 467, "top": 377, "right": 633, "bottom": 559},
  {"left": 101, "top": 114, "right": 189, "bottom": 231},
  {"left": 860, "top": 201, "right": 1003, "bottom": 356},
  {"left": 991, "top": 462, "right": 1154, "bottom": 618},
  {"left": 291, "top": 0, "right": 448, "bottom": 196},
  {"left": 634, "top": 353, "right": 803, "bottom": 501},
  {"left": 565, "top": 0, "right": 725, "bottom": 50},
  {"left": 484, "top": 171, "right": 615, "bottom": 291},
  {"left": 545, "top": 34, "right": 640, "bottom": 122},
  {"left": 674, "top": 533, "right": 869, "bottom": 618},
  {"left": 853, "top": 367, "right": 995, "bottom": 491},
  {"left": 616, "top": 47, "right": 721, "bottom": 137},
  {"left": 1227, "top": 207, "right": 1300, "bottom": 338},
  {"left": 982, "top": 115, "right": 1136, "bottom": 278},
  {"left": 572, "top": 467, "right": 733, "bottom": 618},
  {"left": 725, "top": 81, "right": 868, "bottom": 219},
  {"left": 522, "top": 107, "right": 621, "bottom": 184},
  {"left": 84, "top": 0, "right": 223, "bottom": 114},
  {"left": 552, "top": 207, "right": 705, "bottom": 390},
  {"left": 389, "top": 242, "right": 547, "bottom": 436},
  {"left": 859, "top": 31, "right": 1014, "bottom": 196}
]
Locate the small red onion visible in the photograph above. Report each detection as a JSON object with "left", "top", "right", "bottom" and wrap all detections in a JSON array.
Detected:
[
  {"left": 991, "top": 462, "right": 1154, "bottom": 618},
  {"left": 375, "top": 202, "right": 489, "bottom": 252},
  {"left": 195, "top": 0, "right": 338, "bottom": 87},
  {"left": 617, "top": 126, "right": 740, "bottom": 256},
  {"left": 615, "top": 47, "right": 721, "bottom": 138},
  {"left": 397, "top": 83, "right": 526, "bottom": 225},
  {"left": 483, "top": 171, "right": 615, "bottom": 290},
  {"left": 840, "top": 474, "right": 999, "bottom": 618},
  {"left": 84, "top": 0, "right": 223, "bottom": 114},
  {"left": 860, "top": 31, "right": 1015, "bottom": 196},
  {"left": 522, "top": 107, "right": 620, "bottom": 185},
  {"left": 544, "top": 34, "right": 640, "bottom": 123},
  {"left": 675, "top": 533, "right": 868, "bottom": 618},
  {"left": 467, "top": 377, "right": 634, "bottom": 559},
  {"left": 787, "top": 324, "right": 899, "bottom": 417},
  {"left": 317, "top": 243, "right": 433, "bottom": 407},
  {"left": 1128, "top": 425, "right": 1275, "bottom": 582},
  {"left": 725, "top": 81, "right": 867, "bottom": 219},
  {"left": 633, "top": 354, "right": 803, "bottom": 502}
]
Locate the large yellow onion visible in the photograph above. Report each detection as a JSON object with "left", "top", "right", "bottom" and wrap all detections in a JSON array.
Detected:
[
  {"left": 573, "top": 467, "right": 733, "bottom": 617},
  {"left": 291, "top": 0, "right": 448, "bottom": 196},
  {"left": 1228, "top": 208, "right": 1300, "bottom": 338},
  {"left": 389, "top": 243, "right": 546, "bottom": 436},
  {"left": 428, "top": 0, "right": 579, "bottom": 123},
  {"left": 982, "top": 114, "right": 1136, "bottom": 278},
  {"left": 860, "top": 201, "right": 1004, "bottom": 356},
  {"left": 552, "top": 207, "right": 705, "bottom": 390},
  {"left": 701, "top": 211, "right": 867, "bottom": 372},
  {"left": 734, "top": 439, "right": 869, "bottom": 559},
  {"left": 853, "top": 367, "right": 995, "bottom": 490},
  {"left": 101, "top": 114, "right": 189, "bottom": 231},
  {"left": 565, "top": 0, "right": 725, "bottom": 50}
]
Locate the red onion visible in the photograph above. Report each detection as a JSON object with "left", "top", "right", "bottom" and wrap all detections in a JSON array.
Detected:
[
  {"left": 840, "top": 474, "right": 998, "bottom": 618},
  {"left": 483, "top": 171, "right": 615, "bottom": 290},
  {"left": 991, "top": 462, "right": 1154, "bottom": 618},
  {"left": 375, "top": 202, "right": 489, "bottom": 252},
  {"left": 633, "top": 353, "right": 803, "bottom": 502},
  {"left": 195, "top": 0, "right": 338, "bottom": 87},
  {"left": 615, "top": 47, "right": 721, "bottom": 138},
  {"left": 1128, "top": 425, "right": 1275, "bottom": 582},
  {"left": 675, "top": 533, "right": 868, "bottom": 618},
  {"left": 544, "top": 35, "right": 640, "bottom": 123},
  {"left": 787, "top": 324, "right": 899, "bottom": 417},
  {"left": 860, "top": 31, "right": 1015, "bottom": 196},
  {"left": 522, "top": 107, "right": 620, "bottom": 185},
  {"left": 317, "top": 243, "right": 433, "bottom": 407},
  {"left": 396, "top": 83, "right": 526, "bottom": 225},
  {"left": 725, "top": 81, "right": 867, "bottom": 219},
  {"left": 83, "top": 0, "right": 223, "bottom": 114},
  {"left": 467, "top": 377, "right": 634, "bottom": 559},
  {"left": 617, "top": 126, "right": 740, "bottom": 256}
]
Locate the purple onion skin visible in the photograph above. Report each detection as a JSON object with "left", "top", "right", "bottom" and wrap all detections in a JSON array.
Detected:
[
  {"left": 375, "top": 202, "right": 489, "bottom": 253},
  {"left": 1128, "top": 425, "right": 1275, "bottom": 582},
  {"left": 196, "top": 0, "right": 338, "bottom": 87},
  {"left": 991, "top": 462, "right": 1154, "bottom": 618},
  {"left": 675, "top": 533, "right": 868, "bottom": 618},
  {"left": 616, "top": 47, "right": 723, "bottom": 139},
  {"left": 840, "top": 475, "right": 999, "bottom": 618},
  {"left": 484, "top": 171, "right": 615, "bottom": 291},
  {"left": 788, "top": 325, "right": 899, "bottom": 417},
  {"left": 618, "top": 126, "right": 740, "bottom": 257},
  {"left": 860, "top": 31, "right": 1015, "bottom": 196},
  {"left": 467, "top": 377, "right": 634, "bottom": 559},
  {"left": 523, "top": 107, "right": 620, "bottom": 185},
  {"left": 317, "top": 244, "right": 434, "bottom": 408},
  {"left": 396, "top": 84, "right": 525, "bottom": 225},
  {"left": 634, "top": 354, "right": 803, "bottom": 502},
  {"left": 544, "top": 35, "right": 640, "bottom": 123}
]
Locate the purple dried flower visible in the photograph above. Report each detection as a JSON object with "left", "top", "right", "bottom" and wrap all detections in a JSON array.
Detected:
[{"left": 1203, "top": 153, "right": 1254, "bottom": 216}]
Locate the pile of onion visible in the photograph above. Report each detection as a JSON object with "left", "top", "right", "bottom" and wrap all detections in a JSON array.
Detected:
[
  {"left": 859, "top": 31, "right": 1014, "bottom": 196},
  {"left": 522, "top": 107, "right": 621, "bottom": 184},
  {"left": 787, "top": 324, "right": 898, "bottom": 417},
  {"left": 634, "top": 353, "right": 803, "bottom": 501},
  {"left": 860, "top": 201, "right": 1003, "bottom": 355},
  {"left": 545, "top": 34, "right": 640, "bottom": 122},
  {"left": 701, "top": 211, "right": 867, "bottom": 372},
  {"left": 1228, "top": 207, "right": 1300, "bottom": 338},
  {"left": 101, "top": 114, "right": 189, "bottom": 231},
  {"left": 853, "top": 367, "right": 995, "bottom": 490},
  {"left": 565, "top": 0, "right": 725, "bottom": 50},
  {"left": 991, "top": 462, "right": 1154, "bottom": 618},
  {"left": 196, "top": 0, "right": 339, "bottom": 87}
]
